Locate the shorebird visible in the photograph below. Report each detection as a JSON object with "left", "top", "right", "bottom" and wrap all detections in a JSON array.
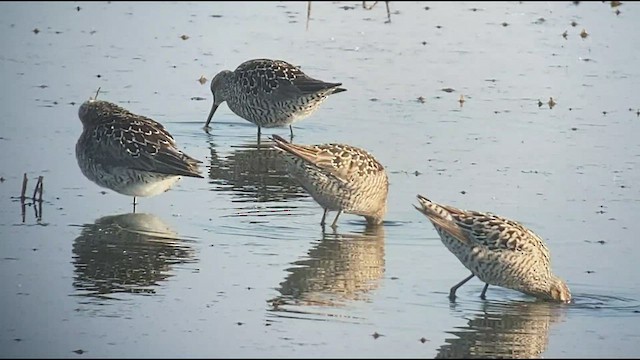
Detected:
[
  {"left": 272, "top": 134, "right": 388, "bottom": 228},
  {"left": 205, "top": 58, "right": 346, "bottom": 139},
  {"left": 76, "top": 95, "right": 203, "bottom": 210},
  {"left": 414, "top": 194, "right": 571, "bottom": 303}
]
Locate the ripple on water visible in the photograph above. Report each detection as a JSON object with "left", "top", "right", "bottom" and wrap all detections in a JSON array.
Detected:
[
  {"left": 570, "top": 293, "right": 640, "bottom": 317},
  {"left": 419, "top": 291, "right": 640, "bottom": 358}
]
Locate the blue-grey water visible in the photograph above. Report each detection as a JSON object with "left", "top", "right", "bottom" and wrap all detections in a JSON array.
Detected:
[{"left": 1, "top": 1, "right": 639, "bottom": 358}]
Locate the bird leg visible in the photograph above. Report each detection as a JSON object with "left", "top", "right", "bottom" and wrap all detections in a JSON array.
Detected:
[
  {"left": 449, "top": 273, "right": 475, "bottom": 301},
  {"left": 320, "top": 208, "right": 328, "bottom": 227},
  {"left": 384, "top": 1, "right": 391, "bottom": 23},
  {"left": 480, "top": 283, "right": 489, "bottom": 300},
  {"left": 330, "top": 210, "right": 342, "bottom": 228},
  {"left": 306, "top": 1, "right": 311, "bottom": 31}
]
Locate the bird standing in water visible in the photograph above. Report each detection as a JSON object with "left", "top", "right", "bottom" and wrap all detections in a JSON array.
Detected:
[
  {"left": 414, "top": 194, "right": 571, "bottom": 303},
  {"left": 205, "top": 58, "right": 346, "bottom": 140},
  {"left": 272, "top": 134, "right": 388, "bottom": 228},
  {"left": 76, "top": 94, "right": 203, "bottom": 211}
]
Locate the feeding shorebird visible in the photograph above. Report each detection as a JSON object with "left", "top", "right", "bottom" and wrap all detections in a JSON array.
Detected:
[
  {"left": 414, "top": 194, "right": 571, "bottom": 303},
  {"left": 205, "top": 58, "right": 346, "bottom": 139},
  {"left": 272, "top": 134, "right": 388, "bottom": 228},
  {"left": 76, "top": 92, "right": 203, "bottom": 210}
]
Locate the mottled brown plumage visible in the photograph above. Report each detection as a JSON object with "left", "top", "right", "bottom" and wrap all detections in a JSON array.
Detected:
[
  {"left": 414, "top": 194, "right": 571, "bottom": 303},
  {"left": 272, "top": 135, "right": 388, "bottom": 228},
  {"left": 205, "top": 59, "right": 346, "bottom": 138},
  {"left": 76, "top": 99, "right": 202, "bottom": 206}
]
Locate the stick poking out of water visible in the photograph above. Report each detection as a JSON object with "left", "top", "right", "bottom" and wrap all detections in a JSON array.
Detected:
[
  {"left": 19, "top": 173, "right": 44, "bottom": 203},
  {"left": 20, "top": 173, "right": 28, "bottom": 200},
  {"left": 18, "top": 173, "right": 45, "bottom": 222},
  {"left": 32, "top": 176, "right": 43, "bottom": 203}
]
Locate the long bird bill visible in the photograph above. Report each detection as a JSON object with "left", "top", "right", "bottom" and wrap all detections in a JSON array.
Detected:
[{"left": 205, "top": 102, "right": 219, "bottom": 128}]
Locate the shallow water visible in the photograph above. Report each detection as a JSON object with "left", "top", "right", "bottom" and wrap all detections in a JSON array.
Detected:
[{"left": 1, "top": 1, "right": 640, "bottom": 358}]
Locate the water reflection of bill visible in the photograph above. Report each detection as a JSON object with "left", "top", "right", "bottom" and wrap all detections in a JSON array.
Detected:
[
  {"left": 71, "top": 213, "right": 197, "bottom": 299},
  {"left": 436, "top": 300, "right": 566, "bottom": 359},
  {"left": 207, "top": 139, "right": 306, "bottom": 203},
  {"left": 269, "top": 225, "right": 385, "bottom": 309}
]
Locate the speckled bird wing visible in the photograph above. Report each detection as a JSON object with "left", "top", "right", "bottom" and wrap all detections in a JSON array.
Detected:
[
  {"left": 90, "top": 120, "right": 202, "bottom": 178},
  {"left": 94, "top": 103, "right": 177, "bottom": 145},
  {"left": 235, "top": 59, "right": 342, "bottom": 101},
  {"left": 452, "top": 210, "right": 550, "bottom": 256},
  {"left": 277, "top": 141, "right": 383, "bottom": 187},
  {"left": 416, "top": 196, "right": 551, "bottom": 258}
]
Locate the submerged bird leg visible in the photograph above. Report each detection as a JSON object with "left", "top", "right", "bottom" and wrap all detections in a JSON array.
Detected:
[
  {"left": 331, "top": 210, "right": 342, "bottom": 228},
  {"left": 306, "top": 1, "right": 311, "bottom": 31},
  {"left": 449, "top": 273, "right": 475, "bottom": 301},
  {"left": 480, "top": 283, "right": 490, "bottom": 299},
  {"left": 320, "top": 208, "right": 328, "bottom": 226},
  {"left": 385, "top": 1, "right": 391, "bottom": 23}
]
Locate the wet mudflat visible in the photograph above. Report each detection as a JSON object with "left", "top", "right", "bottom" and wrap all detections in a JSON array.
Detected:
[{"left": 1, "top": 1, "right": 639, "bottom": 358}]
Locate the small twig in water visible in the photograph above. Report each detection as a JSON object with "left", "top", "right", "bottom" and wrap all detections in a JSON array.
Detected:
[
  {"left": 39, "top": 177, "right": 44, "bottom": 203},
  {"left": 21, "top": 199, "right": 26, "bottom": 223},
  {"left": 32, "top": 176, "right": 42, "bottom": 202},
  {"left": 20, "top": 173, "right": 28, "bottom": 201},
  {"left": 17, "top": 173, "right": 45, "bottom": 223},
  {"left": 34, "top": 195, "right": 43, "bottom": 221}
]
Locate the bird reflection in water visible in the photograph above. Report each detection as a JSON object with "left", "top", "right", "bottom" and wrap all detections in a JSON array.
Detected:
[
  {"left": 268, "top": 225, "right": 385, "bottom": 313},
  {"left": 71, "top": 212, "right": 196, "bottom": 299},
  {"left": 435, "top": 300, "right": 566, "bottom": 359},
  {"left": 208, "top": 139, "right": 307, "bottom": 204}
]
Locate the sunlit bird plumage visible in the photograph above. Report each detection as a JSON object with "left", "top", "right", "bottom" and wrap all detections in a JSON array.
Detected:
[
  {"left": 272, "top": 134, "right": 388, "bottom": 228},
  {"left": 205, "top": 58, "right": 346, "bottom": 138},
  {"left": 414, "top": 194, "right": 571, "bottom": 303},
  {"left": 76, "top": 98, "right": 203, "bottom": 207}
]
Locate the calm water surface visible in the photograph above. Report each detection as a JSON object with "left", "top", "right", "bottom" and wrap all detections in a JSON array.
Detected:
[{"left": 1, "top": 1, "right": 639, "bottom": 358}]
